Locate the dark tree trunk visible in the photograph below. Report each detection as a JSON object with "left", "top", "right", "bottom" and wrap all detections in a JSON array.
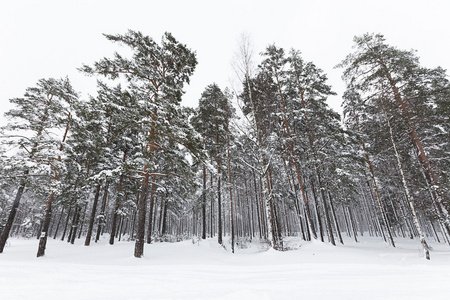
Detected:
[
  {"left": 134, "top": 171, "right": 149, "bottom": 258},
  {"left": 202, "top": 164, "right": 207, "bottom": 239},
  {"left": 227, "top": 130, "right": 235, "bottom": 253},
  {"left": 61, "top": 206, "right": 72, "bottom": 241},
  {"left": 77, "top": 203, "right": 88, "bottom": 239},
  {"left": 109, "top": 184, "right": 121, "bottom": 245},
  {"left": 84, "top": 185, "right": 101, "bottom": 246},
  {"left": 161, "top": 200, "right": 168, "bottom": 236},
  {"left": 69, "top": 206, "right": 81, "bottom": 244},
  {"left": 217, "top": 169, "right": 222, "bottom": 245},
  {"left": 328, "top": 192, "right": 344, "bottom": 244},
  {"left": 252, "top": 170, "right": 262, "bottom": 239},
  {"left": 95, "top": 182, "right": 109, "bottom": 243},
  {"left": 146, "top": 175, "right": 156, "bottom": 244},
  {"left": 53, "top": 207, "right": 65, "bottom": 239},
  {"left": 311, "top": 180, "right": 324, "bottom": 242},
  {"left": 244, "top": 175, "right": 254, "bottom": 239},
  {"left": 110, "top": 150, "right": 127, "bottom": 245},
  {"left": 37, "top": 191, "right": 55, "bottom": 257},
  {"left": 210, "top": 170, "right": 214, "bottom": 238},
  {"left": 316, "top": 173, "right": 335, "bottom": 246},
  {"left": 0, "top": 177, "right": 27, "bottom": 253},
  {"left": 347, "top": 206, "right": 358, "bottom": 243}
]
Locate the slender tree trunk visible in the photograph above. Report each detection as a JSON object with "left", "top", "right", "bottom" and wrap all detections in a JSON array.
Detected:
[
  {"left": 381, "top": 98, "right": 430, "bottom": 259},
  {"left": 244, "top": 175, "right": 254, "bottom": 239},
  {"left": 110, "top": 150, "right": 127, "bottom": 245},
  {"left": 146, "top": 175, "right": 156, "bottom": 244},
  {"left": 319, "top": 183, "right": 336, "bottom": 246},
  {"left": 227, "top": 130, "right": 235, "bottom": 253},
  {"left": 201, "top": 130, "right": 207, "bottom": 240},
  {"left": 202, "top": 164, "right": 207, "bottom": 240},
  {"left": 252, "top": 170, "right": 262, "bottom": 239},
  {"left": 217, "top": 169, "right": 222, "bottom": 245},
  {"left": 67, "top": 209, "right": 75, "bottom": 243},
  {"left": 53, "top": 207, "right": 65, "bottom": 239},
  {"left": 328, "top": 192, "right": 344, "bottom": 244},
  {"left": 77, "top": 203, "right": 88, "bottom": 239},
  {"left": 84, "top": 185, "right": 101, "bottom": 246},
  {"left": 210, "top": 170, "right": 214, "bottom": 238},
  {"left": 118, "top": 216, "right": 124, "bottom": 241},
  {"left": 347, "top": 206, "right": 359, "bottom": 243},
  {"left": 216, "top": 122, "right": 223, "bottom": 245},
  {"left": 311, "top": 180, "right": 324, "bottom": 242},
  {"left": 161, "top": 200, "right": 168, "bottom": 236},
  {"left": 70, "top": 206, "right": 81, "bottom": 244},
  {"left": 61, "top": 206, "right": 72, "bottom": 241},
  {"left": 109, "top": 180, "right": 122, "bottom": 245},
  {"left": 315, "top": 165, "right": 335, "bottom": 245},
  {"left": 95, "top": 182, "right": 109, "bottom": 242}
]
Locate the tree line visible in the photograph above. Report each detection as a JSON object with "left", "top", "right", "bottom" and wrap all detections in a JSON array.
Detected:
[{"left": 0, "top": 31, "right": 449, "bottom": 260}]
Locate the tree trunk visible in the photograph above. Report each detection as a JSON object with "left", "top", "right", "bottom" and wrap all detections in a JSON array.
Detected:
[
  {"left": 146, "top": 175, "right": 156, "bottom": 244},
  {"left": 244, "top": 174, "right": 254, "bottom": 239},
  {"left": 52, "top": 207, "right": 65, "bottom": 239},
  {"left": 77, "top": 203, "right": 88, "bottom": 239},
  {"left": 84, "top": 185, "right": 101, "bottom": 246},
  {"left": 310, "top": 180, "right": 324, "bottom": 242},
  {"left": 252, "top": 170, "right": 262, "bottom": 239},
  {"left": 209, "top": 170, "right": 214, "bottom": 238},
  {"left": 347, "top": 206, "right": 358, "bottom": 243},
  {"left": 328, "top": 192, "right": 344, "bottom": 244},
  {"left": 70, "top": 206, "right": 81, "bottom": 245},
  {"left": 110, "top": 150, "right": 127, "bottom": 245},
  {"left": 0, "top": 176, "right": 27, "bottom": 253},
  {"left": 217, "top": 168, "right": 222, "bottom": 245},
  {"left": 227, "top": 131, "right": 235, "bottom": 253},
  {"left": 161, "top": 200, "right": 168, "bottom": 236},
  {"left": 381, "top": 98, "right": 430, "bottom": 259},
  {"left": 61, "top": 206, "right": 72, "bottom": 241},
  {"left": 320, "top": 184, "right": 336, "bottom": 246},
  {"left": 202, "top": 164, "right": 207, "bottom": 240},
  {"left": 37, "top": 191, "right": 55, "bottom": 257},
  {"left": 134, "top": 171, "right": 149, "bottom": 258},
  {"left": 95, "top": 182, "right": 109, "bottom": 242}
]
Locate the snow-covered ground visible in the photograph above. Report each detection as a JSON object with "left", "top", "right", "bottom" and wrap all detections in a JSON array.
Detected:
[{"left": 1, "top": 235, "right": 449, "bottom": 300}]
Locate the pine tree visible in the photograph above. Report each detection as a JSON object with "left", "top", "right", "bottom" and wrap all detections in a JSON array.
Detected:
[
  {"left": 192, "top": 83, "right": 234, "bottom": 245},
  {"left": 0, "top": 78, "right": 78, "bottom": 254},
  {"left": 80, "top": 30, "right": 198, "bottom": 257},
  {"left": 339, "top": 33, "right": 450, "bottom": 253}
]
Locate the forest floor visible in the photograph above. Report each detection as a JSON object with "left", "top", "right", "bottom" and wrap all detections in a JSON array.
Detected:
[{"left": 1, "top": 234, "right": 449, "bottom": 299}]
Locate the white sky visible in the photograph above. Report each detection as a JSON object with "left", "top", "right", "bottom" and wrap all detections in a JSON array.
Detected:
[{"left": 1, "top": 0, "right": 449, "bottom": 126}]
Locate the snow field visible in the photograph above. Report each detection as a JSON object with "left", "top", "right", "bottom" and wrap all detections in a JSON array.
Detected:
[{"left": 1, "top": 236, "right": 449, "bottom": 300}]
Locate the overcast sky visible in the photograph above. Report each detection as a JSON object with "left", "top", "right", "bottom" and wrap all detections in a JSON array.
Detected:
[{"left": 1, "top": 0, "right": 449, "bottom": 126}]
